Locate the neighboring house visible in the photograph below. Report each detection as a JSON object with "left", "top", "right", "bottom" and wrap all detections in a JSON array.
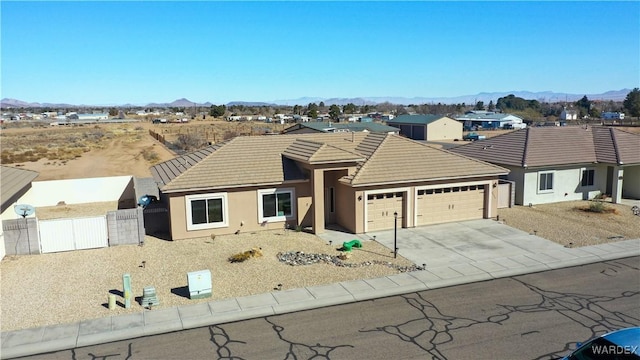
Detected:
[
  {"left": 454, "top": 111, "right": 526, "bottom": 130},
  {"left": 560, "top": 108, "right": 578, "bottom": 121},
  {"left": 0, "top": 166, "right": 39, "bottom": 259},
  {"left": 450, "top": 126, "right": 640, "bottom": 206},
  {"left": 386, "top": 115, "right": 463, "bottom": 141},
  {"left": 0, "top": 166, "right": 39, "bottom": 219},
  {"left": 602, "top": 112, "right": 625, "bottom": 120},
  {"left": 150, "top": 132, "right": 507, "bottom": 240},
  {"left": 282, "top": 122, "right": 400, "bottom": 135}
]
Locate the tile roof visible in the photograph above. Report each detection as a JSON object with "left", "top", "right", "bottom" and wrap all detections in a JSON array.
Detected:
[
  {"left": 150, "top": 142, "right": 227, "bottom": 187},
  {"left": 449, "top": 126, "right": 640, "bottom": 168},
  {"left": 282, "top": 121, "right": 399, "bottom": 133},
  {"left": 387, "top": 114, "right": 450, "bottom": 125},
  {"left": 282, "top": 139, "right": 365, "bottom": 164},
  {"left": 344, "top": 134, "right": 508, "bottom": 186},
  {"left": 0, "top": 166, "right": 39, "bottom": 212},
  {"left": 153, "top": 132, "right": 508, "bottom": 193}
]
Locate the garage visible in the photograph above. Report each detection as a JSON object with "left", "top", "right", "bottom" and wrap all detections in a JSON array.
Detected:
[
  {"left": 366, "top": 192, "right": 404, "bottom": 232},
  {"left": 416, "top": 184, "right": 485, "bottom": 226}
]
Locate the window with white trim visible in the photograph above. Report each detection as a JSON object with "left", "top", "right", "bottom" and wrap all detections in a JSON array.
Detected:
[
  {"left": 258, "top": 188, "right": 295, "bottom": 223},
  {"left": 185, "top": 193, "right": 228, "bottom": 231},
  {"left": 539, "top": 172, "right": 554, "bottom": 192},
  {"left": 581, "top": 168, "right": 595, "bottom": 187}
]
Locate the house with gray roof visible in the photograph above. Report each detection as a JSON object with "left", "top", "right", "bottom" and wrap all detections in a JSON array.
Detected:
[
  {"left": 386, "top": 115, "right": 462, "bottom": 141},
  {"left": 0, "top": 166, "right": 39, "bottom": 259},
  {"left": 454, "top": 111, "right": 526, "bottom": 130},
  {"left": 1, "top": 166, "right": 39, "bottom": 216},
  {"left": 450, "top": 126, "right": 640, "bottom": 205},
  {"left": 150, "top": 132, "right": 507, "bottom": 240},
  {"left": 282, "top": 121, "right": 399, "bottom": 135}
]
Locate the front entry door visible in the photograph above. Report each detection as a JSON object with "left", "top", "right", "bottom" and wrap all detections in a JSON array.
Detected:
[{"left": 324, "top": 187, "right": 336, "bottom": 224}]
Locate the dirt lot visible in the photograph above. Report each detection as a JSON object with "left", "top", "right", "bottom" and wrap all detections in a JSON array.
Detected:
[
  {"left": 0, "top": 119, "right": 290, "bottom": 181},
  {"left": 498, "top": 200, "right": 640, "bottom": 247}
]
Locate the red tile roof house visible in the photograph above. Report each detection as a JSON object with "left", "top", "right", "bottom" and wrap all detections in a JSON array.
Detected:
[
  {"left": 151, "top": 132, "right": 508, "bottom": 240},
  {"left": 450, "top": 126, "right": 640, "bottom": 206}
]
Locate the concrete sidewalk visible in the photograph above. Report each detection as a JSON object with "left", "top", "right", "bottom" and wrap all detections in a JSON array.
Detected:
[{"left": 2, "top": 221, "right": 639, "bottom": 359}]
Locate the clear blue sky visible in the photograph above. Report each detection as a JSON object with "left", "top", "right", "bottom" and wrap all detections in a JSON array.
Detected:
[{"left": 2, "top": 1, "right": 639, "bottom": 105}]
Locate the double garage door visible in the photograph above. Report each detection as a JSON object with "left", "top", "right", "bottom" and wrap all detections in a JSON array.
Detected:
[
  {"left": 366, "top": 185, "right": 486, "bottom": 231},
  {"left": 416, "top": 185, "right": 485, "bottom": 226}
]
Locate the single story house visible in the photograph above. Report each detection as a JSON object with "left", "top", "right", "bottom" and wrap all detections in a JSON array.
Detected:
[
  {"left": 150, "top": 132, "right": 508, "bottom": 240},
  {"left": 454, "top": 111, "right": 526, "bottom": 130},
  {"left": 560, "top": 108, "right": 578, "bottom": 121},
  {"left": 450, "top": 126, "right": 640, "bottom": 205},
  {"left": 282, "top": 122, "right": 400, "bottom": 135},
  {"left": 386, "top": 115, "right": 462, "bottom": 141}
]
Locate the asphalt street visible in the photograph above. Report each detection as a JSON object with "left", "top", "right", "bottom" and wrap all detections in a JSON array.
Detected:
[{"left": 20, "top": 257, "right": 640, "bottom": 360}]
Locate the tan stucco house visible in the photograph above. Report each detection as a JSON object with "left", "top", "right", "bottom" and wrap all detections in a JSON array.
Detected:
[
  {"left": 151, "top": 132, "right": 508, "bottom": 240},
  {"left": 387, "top": 115, "right": 462, "bottom": 141},
  {"left": 450, "top": 126, "right": 640, "bottom": 205}
]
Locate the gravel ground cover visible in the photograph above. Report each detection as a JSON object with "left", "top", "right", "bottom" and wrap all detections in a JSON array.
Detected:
[
  {"left": 498, "top": 200, "right": 640, "bottom": 247},
  {"left": 0, "top": 230, "right": 414, "bottom": 332},
  {"left": 2, "top": 200, "right": 638, "bottom": 332}
]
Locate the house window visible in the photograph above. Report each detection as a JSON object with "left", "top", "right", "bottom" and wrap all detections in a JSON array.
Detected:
[
  {"left": 258, "top": 188, "right": 295, "bottom": 223},
  {"left": 185, "top": 193, "right": 228, "bottom": 231},
  {"left": 581, "top": 169, "right": 595, "bottom": 187},
  {"left": 539, "top": 172, "right": 554, "bottom": 192}
]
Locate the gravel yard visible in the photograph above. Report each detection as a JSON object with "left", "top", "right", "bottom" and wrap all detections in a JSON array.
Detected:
[
  {"left": 0, "top": 230, "right": 414, "bottom": 332},
  {"left": 498, "top": 200, "right": 640, "bottom": 247},
  {"left": 2, "top": 200, "right": 638, "bottom": 333}
]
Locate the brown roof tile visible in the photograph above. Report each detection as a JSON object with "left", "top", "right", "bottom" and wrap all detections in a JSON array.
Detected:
[
  {"left": 347, "top": 136, "right": 507, "bottom": 186},
  {"left": 157, "top": 132, "right": 508, "bottom": 193},
  {"left": 450, "top": 126, "right": 640, "bottom": 168},
  {"left": 282, "top": 139, "right": 365, "bottom": 164},
  {"left": 0, "top": 166, "right": 39, "bottom": 212}
]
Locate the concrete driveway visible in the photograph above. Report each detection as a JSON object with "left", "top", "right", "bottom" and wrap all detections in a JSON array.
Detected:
[{"left": 319, "top": 219, "right": 567, "bottom": 268}]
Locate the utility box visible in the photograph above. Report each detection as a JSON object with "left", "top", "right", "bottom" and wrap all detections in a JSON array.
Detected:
[{"left": 187, "top": 269, "right": 212, "bottom": 299}]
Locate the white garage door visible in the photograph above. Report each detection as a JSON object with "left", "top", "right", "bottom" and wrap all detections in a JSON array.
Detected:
[
  {"left": 416, "top": 185, "right": 485, "bottom": 226},
  {"left": 366, "top": 192, "right": 404, "bottom": 232}
]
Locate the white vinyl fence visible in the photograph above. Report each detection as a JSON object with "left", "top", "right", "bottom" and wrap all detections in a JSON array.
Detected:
[{"left": 39, "top": 216, "right": 108, "bottom": 253}]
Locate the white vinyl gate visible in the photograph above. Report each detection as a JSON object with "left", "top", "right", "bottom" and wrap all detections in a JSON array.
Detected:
[{"left": 39, "top": 216, "right": 108, "bottom": 253}]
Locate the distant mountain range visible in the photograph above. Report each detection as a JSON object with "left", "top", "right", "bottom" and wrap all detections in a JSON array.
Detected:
[{"left": 1, "top": 89, "right": 631, "bottom": 109}]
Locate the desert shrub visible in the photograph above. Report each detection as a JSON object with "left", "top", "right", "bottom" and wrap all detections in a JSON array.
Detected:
[
  {"left": 589, "top": 201, "right": 606, "bottom": 213},
  {"left": 141, "top": 148, "right": 160, "bottom": 163},
  {"left": 175, "top": 133, "right": 206, "bottom": 151},
  {"left": 1, "top": 151, "right": 14, "bottom": 164},
  {"left": 228, "top": 248, "right": 263, "bottom": 263},
  {"left": 134, "top": 126, "right": 144, "bottom": 131},
  {"left": 223, "top": 131, "right": 238, "bottom": 140}
]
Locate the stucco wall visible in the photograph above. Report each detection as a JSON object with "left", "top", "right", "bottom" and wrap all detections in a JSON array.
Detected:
[
  {"left": 520, "top": 166, "right": 606, "bottom": 205},
  {"left": 7, "top": 176, "right": 135, "bottom": 219},
  {"left": 168, "top": 182, "right": 311, "bottom": 240},
  {"left": 426, "top": 118, "right": 463, "bottom": 141},
  {"left": 622, "top": 165, "right": 640, "bottom": 199},
  {"left": 335, "top": 183, "right": 356, "bottom": 232}
]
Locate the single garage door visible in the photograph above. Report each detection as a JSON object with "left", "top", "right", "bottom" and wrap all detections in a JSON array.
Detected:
[
  {"left": 416, "top": 185, "right": 485, "bottom": 226},
  {"left": 367, "top": 192, "right": 404, "bottom": 232}
]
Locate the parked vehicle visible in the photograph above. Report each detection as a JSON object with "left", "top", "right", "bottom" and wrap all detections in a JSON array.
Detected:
[
  {"left": 463, "top": 132, "right": 486, "bottom": 141},
  {"left": 561, "top": 327, "right": 640, "bottom": 360}
]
